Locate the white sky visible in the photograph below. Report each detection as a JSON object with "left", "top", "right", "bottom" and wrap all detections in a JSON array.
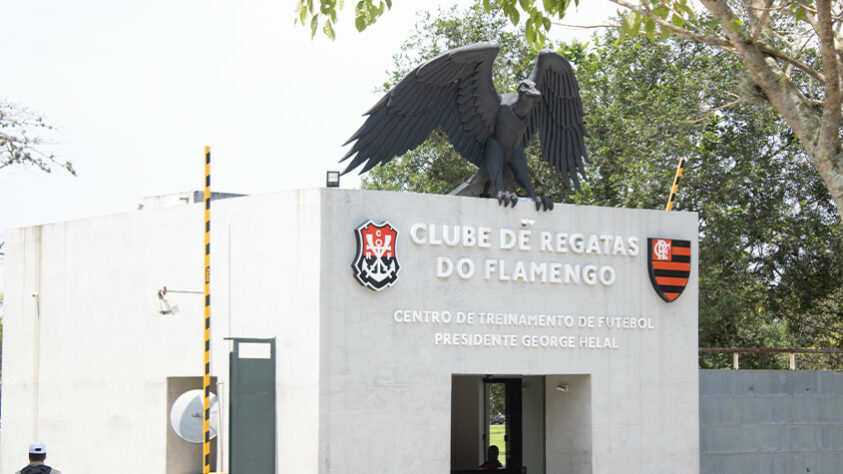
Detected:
[{"left": 0, "top": 0, "right": 620, "bottom": 291}]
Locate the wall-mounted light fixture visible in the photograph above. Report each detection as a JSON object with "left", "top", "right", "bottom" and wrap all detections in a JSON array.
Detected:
[
  {"left": 157, "top": 287, "right": 179, "bottom": 315},
  {"left": 156, "top": 286, "right": 203, "bottom": 315},
  {"left": 326, "top": 171, "right": 341, "bottom": 188}
]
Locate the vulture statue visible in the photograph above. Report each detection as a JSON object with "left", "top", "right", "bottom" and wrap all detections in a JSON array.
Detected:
[{"left": 340, "top": 42, "right": 587, "bottom": 211}]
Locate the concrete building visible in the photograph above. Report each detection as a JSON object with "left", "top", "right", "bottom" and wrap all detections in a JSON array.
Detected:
[{"left": 1, "top": 189, "right": 699, "bottom": 473}]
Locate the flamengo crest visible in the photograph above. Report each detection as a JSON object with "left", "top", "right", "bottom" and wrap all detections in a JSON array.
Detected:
[
  {"left": 352, "top": 220, "right": 400, "bottom": 291},
  {"left": 647, "top": 238, "right": 691, "bottom": 302}
]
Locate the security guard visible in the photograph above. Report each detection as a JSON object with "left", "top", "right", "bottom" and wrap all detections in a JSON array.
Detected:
[{"left": 15, "top": 442, "right": 62, "bottom": 474}]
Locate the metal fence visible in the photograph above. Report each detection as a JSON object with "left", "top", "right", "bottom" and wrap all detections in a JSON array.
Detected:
[{"left": 700, "top": 347, "right": 843, "bottom": 370}]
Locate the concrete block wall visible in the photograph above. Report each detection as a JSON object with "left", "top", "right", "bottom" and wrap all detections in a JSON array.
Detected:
[{"left": 700, "top": 370, "right": 843, "bottom": 474}]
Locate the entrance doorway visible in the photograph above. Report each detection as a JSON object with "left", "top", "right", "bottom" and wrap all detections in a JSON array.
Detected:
[
  {"left": 450, "top": 375, "right": 542, "bottom": 473},
  {"left": 483, "top": 377, "right": 522, "bottom": 470},
  {"left": 450, "top": 374, "right": 591, "bottom": 474}
]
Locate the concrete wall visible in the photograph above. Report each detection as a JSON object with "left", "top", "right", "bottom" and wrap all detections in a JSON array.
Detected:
[
  {"left": 2, "top": 189, "right": 699, "bottom": 474},
  {"left": 546, "top": 374, "right": 592, "bottom": 473},
  {"left": 700, "top": 370, "right": 843, "bottom": 474},
  {"left": 317, "top": 189, "right": 699, "bottom": 474},
  {"left": 0, "top": 190, "right": 322, "bottom": 474},
  {"left": 450, "top": 375, "right": 485, "bottom": 470},
  {"left": 522, "top": 376, "right": 546, "bottom": 474}
]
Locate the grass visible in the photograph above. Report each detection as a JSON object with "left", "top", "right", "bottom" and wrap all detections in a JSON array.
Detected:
[{"left": 488, "top": 424, "right": 507, "bottom": 465}]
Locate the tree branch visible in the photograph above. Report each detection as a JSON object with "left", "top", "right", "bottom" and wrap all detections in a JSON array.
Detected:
[
  {"left": 751, "top": 0, "right": 774, "bottom": 43},
  {"left": 701, "top": 0, "right": 822, "bottom": 155},
  {"left": 550, "top": 22, "right": 620, "bottom": 29},
  {"left": 610, "top": 0, "right": 826, "bottom": 84},
  {"left": 815, "top": 0, "right": 841, "bottom": 158},
  {"left": 610, "top": 0, "right": 734, "bottom": 49},
  {"left": 684, "top": 98, "right": 746, "bottom": 123},
  {"left": 755, "top": 42, "right": 825, "bottom": 83}
]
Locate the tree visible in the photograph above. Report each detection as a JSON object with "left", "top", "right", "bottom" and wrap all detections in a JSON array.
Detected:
[
  {"left": 362, "top": 4, "right": 843, "bottom": 367},
  {"left": 301, "top": 0, "right": 843, "bottom": 220},
  {"left": 1, "top": 101, "right": 75, "bottom": 175}
]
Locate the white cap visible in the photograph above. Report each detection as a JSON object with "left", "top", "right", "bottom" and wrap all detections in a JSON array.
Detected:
[{"left": 29, "top": 442, "right": 46, "bottom": 454}]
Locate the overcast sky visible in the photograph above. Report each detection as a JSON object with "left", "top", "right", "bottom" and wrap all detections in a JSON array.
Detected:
[{"left": 0, "top": 0, "right": 619, "bottom": 291}]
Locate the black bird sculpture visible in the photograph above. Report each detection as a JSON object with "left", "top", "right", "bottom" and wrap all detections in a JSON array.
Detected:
[{"left": 340, "top": 42, "right": 587, "bottom": 211}]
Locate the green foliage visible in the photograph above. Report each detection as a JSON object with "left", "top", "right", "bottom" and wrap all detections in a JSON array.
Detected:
[
  {"left": 361, "top": 6, "right": 843, "bottom": 368},
  {"left": 296, "top": 0, "right": 710, "bottom": 50},
  {"left": 489, "top": 382, "right": 505, "bottom": 415},
  {"left": 297, "top": 0, "right": 392, "bottom": 39},
  {"left": 297, "top": 0, "right": 576, "bottom": 49},
  {"left": 0, "top": 101, "right": 74, "bottom": 175},
  {"left": 488, "top": 423, "right": 506, "bottom": 460},
  {"left": 618, "top": 0, "right": 698, "bottom": 41}
]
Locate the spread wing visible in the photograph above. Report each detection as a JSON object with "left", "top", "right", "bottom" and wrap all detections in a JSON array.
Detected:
[
  {"left": 341, "top": 43, "right": 501, "bottom": 174},
  {"left": 522, "top": 50, "right": 587, "bottom": 188}
]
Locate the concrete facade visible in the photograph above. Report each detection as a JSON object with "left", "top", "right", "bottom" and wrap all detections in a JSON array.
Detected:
[
  {"left": 700, "top": 370, "right": 843, "bottom": 474},
  {"left": 1, "top": 189, "right": 699, "bottom": 473}
]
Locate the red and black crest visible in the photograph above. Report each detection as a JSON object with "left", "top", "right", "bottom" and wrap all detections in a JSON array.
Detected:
[
  {"left": 647, "top": 238, "right": 691, "bottom": 302},
  {"left": 352, "top": 220, "right": 400, "bottom": 291}
]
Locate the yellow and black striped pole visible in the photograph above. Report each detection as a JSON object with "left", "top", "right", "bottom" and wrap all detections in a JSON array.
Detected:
[
  {"left": 203, "top": 146, "right": 212, "bottom": 473},
  {"left": 665, "top": 157, "right": 687, "bottom": 211}
]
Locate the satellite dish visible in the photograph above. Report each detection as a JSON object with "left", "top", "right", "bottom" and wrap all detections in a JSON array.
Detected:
[{"left": 170, "top": 389, "right": 219, "bottom": 443}]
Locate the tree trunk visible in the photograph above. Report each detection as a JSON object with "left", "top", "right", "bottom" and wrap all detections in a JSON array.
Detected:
[{"left": 701, "top": 0, "right": 843, "bottom": 219}]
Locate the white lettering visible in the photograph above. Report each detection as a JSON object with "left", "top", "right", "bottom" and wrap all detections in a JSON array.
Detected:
[
  {"left": 540, "top": 232, "right": 552, "bottom": 251},
  {"left": 462, "top": 227, "right": 476, "bottom": 247},
  {"left": 456, "top": 258, "right": 475, "bottom": 279},
  {"left": 530, "top": 262, "right": 547, "bottom": 282},
  {"left": 583, "top": 265, "right": 598, "bottom": 285},
  {"left": 484, "top": 259, "right": 497, "bottom": 280},
  {"left": 512, "top": 261, "right": 527, "bottom": 281},
  {"left": 443, "top": 226, "right": 460, "bottom": 246},
  {"left": 599, "top": 266, "right": 616, "bottom": 286},
  {"left": 518, "top": 230, "right": 532, "bottom": 251},
  {"left": 500, "top": 228, "right": 517, "bottom": 249},
  {"left": 570, "top": 233, "right": 585, "bottom": 253},
  {"left": 429, "top": 224, "right": 442, "bottom": 246},
  {"left": 565, "top": 264, "right": 580, "bottom": 284},
  {"left": 628, "top": 236, "right": 640, "bottom": 256},
  {"left": 600, "top": 234, "right": 614, "bottom": 254},
  {"left": 410, "top": 223, "right": 426, "bottom": 245},
  {"left": 436, "top": 257, "right": 453, "bottom": 278},
  {"left": 556, "top": 233, "right": 569, "bottom": 253},
  {"left": 586, "top": 235, "right": 601, "bottom": 254},
  {"left": 478, "top": 227, "right": 491, "bottom": 248},
  {"left": 499, "top": 260, "right": 511, "bottom": 281},
  {"left": 612, "top": 236, "right": 627, "bottom": 256}
]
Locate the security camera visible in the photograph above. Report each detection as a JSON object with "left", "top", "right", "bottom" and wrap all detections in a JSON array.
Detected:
[{"left": 555, "top": 384, "right": 569, "bottom": 393}]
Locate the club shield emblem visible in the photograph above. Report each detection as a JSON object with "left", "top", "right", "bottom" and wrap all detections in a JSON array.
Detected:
[
  {"left": 647, "top": 238, "right": 691, "bottom": 302},
  {"left": 352, "top": 220, "right": 400, "bottom": 291}
]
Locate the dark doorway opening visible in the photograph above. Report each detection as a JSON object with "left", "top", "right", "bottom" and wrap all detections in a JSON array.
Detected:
[
  {"left": 451, "top": 375, "right": 526, "bottom": 474},
  {"left": 484, "top": 377, "right": 523, "bottom": 471}
]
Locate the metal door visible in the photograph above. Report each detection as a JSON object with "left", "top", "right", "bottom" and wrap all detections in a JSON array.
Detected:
[{"left": 227, "top": 337, "right": 276, "bottom": 474}]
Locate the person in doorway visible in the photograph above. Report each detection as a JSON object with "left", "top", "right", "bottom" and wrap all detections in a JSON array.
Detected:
[
  {"left": 479, "top": 445, "right": 503, "bottom": 470},
  {"left": 15, "top": 442, "right": 62, "bottom": 474}
]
